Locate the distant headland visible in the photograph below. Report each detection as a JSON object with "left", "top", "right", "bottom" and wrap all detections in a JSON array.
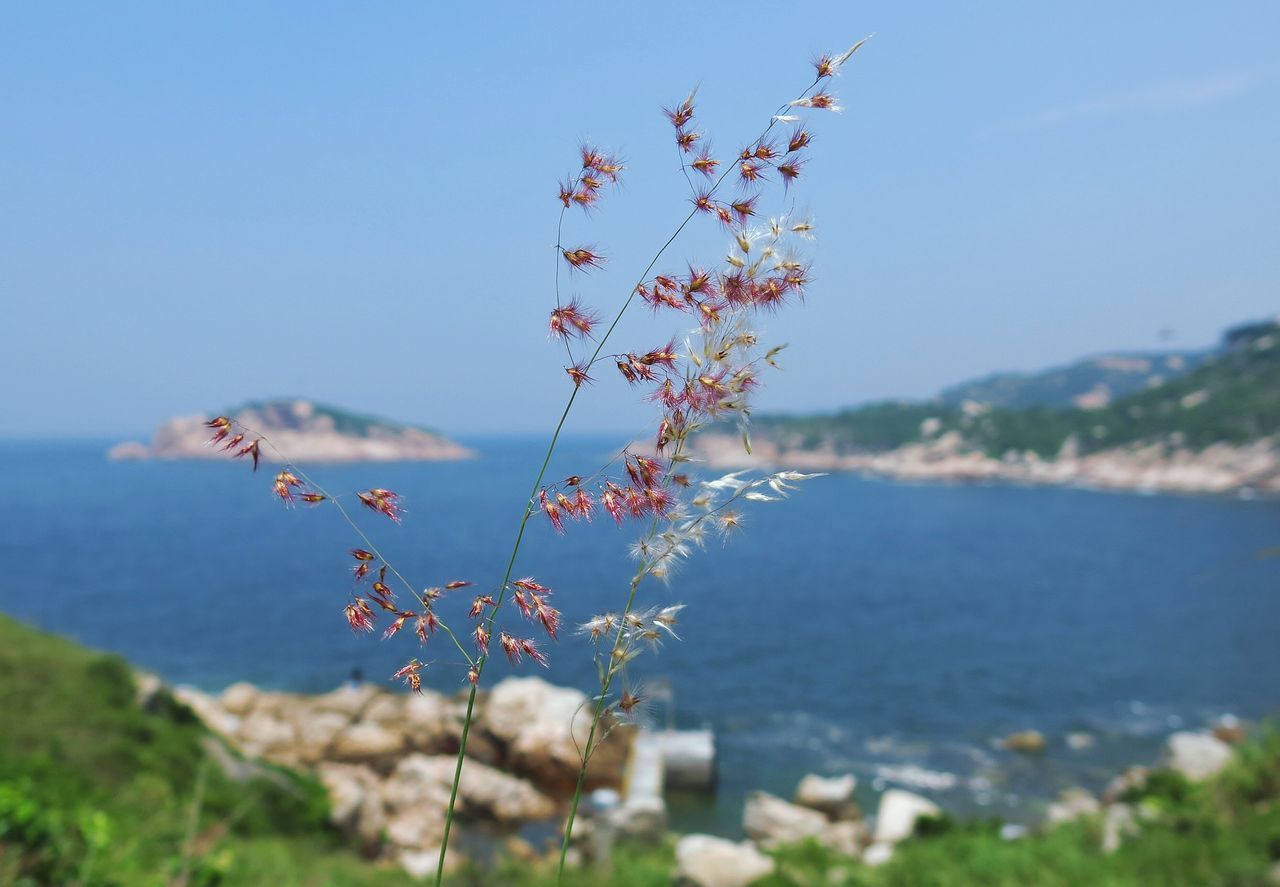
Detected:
[
  {"left": 701, "top": 317, "right": 1280, "bottom": 495},
  {"left": 108, "top": 398, "right": 475, "bottom": 463}
]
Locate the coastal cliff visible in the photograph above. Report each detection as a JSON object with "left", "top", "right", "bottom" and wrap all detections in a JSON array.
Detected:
[{"left": 108, "top": 398, "right": 475, "bottom": 463}]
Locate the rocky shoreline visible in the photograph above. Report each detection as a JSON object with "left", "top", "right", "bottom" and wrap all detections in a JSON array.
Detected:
[
  {"left": 697, "top": 431, "right": 1280, "bottom": 496},
  {"left": 671, "top": 726, "right": 1244, "bottom": 885},
  {"left": 153, "top": 672, "right": 1254, "bottom": 884},
  {"left": 158, "top": 676, "right": 626, "bottom": 877}
]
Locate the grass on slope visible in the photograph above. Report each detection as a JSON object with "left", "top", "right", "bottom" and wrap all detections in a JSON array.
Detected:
[{"left": 0, "top": 614, "right": 339, "bottom": 885}]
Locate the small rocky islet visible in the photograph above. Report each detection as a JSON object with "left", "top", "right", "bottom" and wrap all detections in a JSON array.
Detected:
[{"left": 109, "top": 398, "right": 474, "bottom": 464}]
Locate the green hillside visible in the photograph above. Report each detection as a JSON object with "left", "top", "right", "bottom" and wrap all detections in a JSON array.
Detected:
[
  {"left": 753, "top": 318, "right": 1280, "bottom": 458},
  {"left": 939, "top": 351, "right": 1209, "bottom": 411},
  {"left": 231, "top": 399, "right": 440, "bottom": 438},
  {"left": 0, "top": 614, "right": 355, "bottom": 886}
]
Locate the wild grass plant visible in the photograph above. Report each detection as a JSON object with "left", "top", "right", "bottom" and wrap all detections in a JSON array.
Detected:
[{"left": 200, "top": 43, "right": 866, "bottom": 884}]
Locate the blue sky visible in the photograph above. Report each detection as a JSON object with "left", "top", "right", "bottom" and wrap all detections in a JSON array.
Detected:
[{"left": 2, "top": 2, "right": 1277, "bottom": 437}]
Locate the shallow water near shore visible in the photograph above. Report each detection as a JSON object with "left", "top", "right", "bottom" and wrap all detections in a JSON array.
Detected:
[{"left": 2, "top": 435, "right": 1279, "bottom": 835}]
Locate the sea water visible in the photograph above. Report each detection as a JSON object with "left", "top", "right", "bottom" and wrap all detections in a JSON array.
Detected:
[{"left": 1, "top": 436, "right": 1278, "bottom": 834}]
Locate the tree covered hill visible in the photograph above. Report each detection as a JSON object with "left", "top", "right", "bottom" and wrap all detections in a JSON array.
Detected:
[
  {"left": 751, "top": 317, "right": 1280, "bottom": 459},
  {"left": 938, "top": 350, "right": 1209, "bottom": 411}
]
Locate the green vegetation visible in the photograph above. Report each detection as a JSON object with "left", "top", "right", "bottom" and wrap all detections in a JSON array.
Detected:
[
  {"left": 938, "top": 351, "right": 1208, "bottom": 411},
  {"left": 0, "top": 614, "right": 341, "bottom": 886},
  {"left": 757, "top": 402, "right": 953, "bottom": 452},
  {"left": 232, "top": 399, "right": 438, "bottom": 438},
  {"left": 754, "top": 318, "right": 1280, "bottom": 458}
]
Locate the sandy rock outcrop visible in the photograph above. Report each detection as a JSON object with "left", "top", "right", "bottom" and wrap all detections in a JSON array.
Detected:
[
  {"left": 794, "top": 773, "right": 859, "bottom": 820},
  {"left": 478, "top": 676, "right": 628, "bottom": 792},
  {"left": 1164, "top": 732, "right": 1233, "bottom": 781},
  {"left": 385, "top": 754, "right": 555, "bottom": 823},
  {"left": 744, "top": 791, "right": 830, "bottom": 847},
  {"left": 317, "top": 763, "right": 386, "bottom": 849},
  {"left": 330, "top": 721, "right": 408, "bottom": 766},
  {"left": 675, "top": 834, "right": 775, "bottom": 887},
  {"left": 482, "top": 677, "right": 590, "bottom": 782},
  {"left": 169, "top": 678, "right": 599, "bottom": 878},
  {"left": 218, "top": 682, "right": 261, "bottom": 716},
  {"left": 873, "top": 789, "right": 941, "bottom": 845},
  {"left": 236, "top": 709, "right": 299, "bottom": 760},
  {"left": 744, "top": 780, "right": 869, "bottom": 857}
]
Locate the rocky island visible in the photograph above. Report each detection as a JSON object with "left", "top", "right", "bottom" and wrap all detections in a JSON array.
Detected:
[
  {"left": 703, "top": 317, "right": 1280, "bottom": 495},
  {"left": 108, "top": 398, "right": 475, "bottom": 463}
]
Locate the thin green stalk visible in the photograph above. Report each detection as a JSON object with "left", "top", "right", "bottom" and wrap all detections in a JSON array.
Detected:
[
  {"left": 434, "top": 201, "right": 705, "bottom": 885},
  {"left": 434, "top": 389, "right": 579, "bottom": 884},
  {"left": 433, "top": 124, "right": 715, "bottom": 887}
]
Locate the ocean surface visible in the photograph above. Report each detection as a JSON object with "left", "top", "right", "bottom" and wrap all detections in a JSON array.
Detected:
[{"left": 2, "top": 436, "right": 1279, "bottom": 835}]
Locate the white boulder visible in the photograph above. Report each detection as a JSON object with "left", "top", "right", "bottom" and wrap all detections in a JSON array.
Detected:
[
  {"left": 402, "top": 690, "right": 466, "bottom": 751},
  {"left": 317, "top": 762, "right": 385, "bottom": 846},
  {"left": 794, "top": 773, "right": 858, "bottom": 818},
  {"left": 313, "top": 683, "right": 380, "bottom": 719},
  {"left": 236, "top": 710, "right": 298, "bottom": 758},
  {"left": 293, "top": 710, "right": 352, "bottom": 763},
  {"left": 1164, "top": 732, "right": 1233, "bottom": 781},
  {"left": 675, "top": 834, "right": 775, "bottom": 887},
  {"left": 383, "top": 754, "right": 553, "bottom": 823},
  {"left": 330, "top": 720, "right": 407, "bottom": 765},
  {"left": 873, "top": 789, "right": 941, "bottom": 845},
  {"left": 218, "top": 682, "right": 261, "bottom": 716},
  {"left": 1045, "top": 788, "right": 1101, "bottom": 825},
  {"left": 743, "top": 791, "right": 830, "bottom": 847},
  {"left": 483, "top": 676, "right": 591, "bottom": 782}
]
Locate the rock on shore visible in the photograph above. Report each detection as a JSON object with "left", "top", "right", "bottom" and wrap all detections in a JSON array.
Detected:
[
  {"left": 171, "top": 676, "right": 628, "bottom": 874},
  {"left": 697, "top": 430, "right": 1280, "bottom": 496}
]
